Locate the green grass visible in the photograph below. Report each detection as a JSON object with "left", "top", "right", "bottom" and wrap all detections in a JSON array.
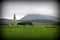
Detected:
[{"left": 1, "top": 24, "right": 58, "bottom": 40}]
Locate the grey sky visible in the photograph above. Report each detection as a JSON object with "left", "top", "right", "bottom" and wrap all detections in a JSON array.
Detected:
[{"left": 1, "top": 1, "right": 58, "bottom": 20}]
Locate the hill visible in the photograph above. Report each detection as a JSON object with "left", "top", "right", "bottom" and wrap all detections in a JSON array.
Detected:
[{"left": 19, "top": 14, "right": 58, "bottom": 24}]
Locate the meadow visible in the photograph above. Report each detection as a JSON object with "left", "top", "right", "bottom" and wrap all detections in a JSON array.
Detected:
[{"left": 1, "top": 24, "right": 58, "bottom": 40}]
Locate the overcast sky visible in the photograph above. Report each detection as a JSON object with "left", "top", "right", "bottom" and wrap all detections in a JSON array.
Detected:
[{"left": 1, "top": 1, "right": 58, "bottom": 20}]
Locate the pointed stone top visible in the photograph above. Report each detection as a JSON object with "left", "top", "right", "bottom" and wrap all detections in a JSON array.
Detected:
[
  {"left": 14, "top": 14, "right": 15, "bottom": 15},
  {"left": 14, "top": 14, "right": 16, "bottom": 19}
]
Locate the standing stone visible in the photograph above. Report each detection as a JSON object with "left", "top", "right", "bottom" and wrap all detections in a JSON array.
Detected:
[{"left": 13, "top": 14, "right": 17, "bottom": 26}]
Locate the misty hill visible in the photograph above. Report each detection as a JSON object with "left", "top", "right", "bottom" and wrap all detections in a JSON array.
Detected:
[
  {"left": 0, "top": 14, "right": 58, "bottom": 25},
  {"left": 19, "top": 14, "right": 58, "bottom": 24}
]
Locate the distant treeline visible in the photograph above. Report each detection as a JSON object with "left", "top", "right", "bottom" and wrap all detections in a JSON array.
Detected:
[{"left": 17, "top": 21, "right": 33, "bottom": 25}]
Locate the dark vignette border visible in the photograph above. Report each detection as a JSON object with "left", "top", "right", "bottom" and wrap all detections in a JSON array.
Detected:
[{"left": 0, "top": 0, "right": 60, "bottom": 40}]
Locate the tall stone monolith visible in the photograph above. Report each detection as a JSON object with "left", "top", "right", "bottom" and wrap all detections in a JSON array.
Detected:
[{"left": 13, "top": 14, "right": 17, "bottom": 26}]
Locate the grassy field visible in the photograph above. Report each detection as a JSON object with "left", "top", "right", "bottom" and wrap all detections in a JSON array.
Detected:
[{"left": 1, "top": 24, "right": 58, "bottom": 40}]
